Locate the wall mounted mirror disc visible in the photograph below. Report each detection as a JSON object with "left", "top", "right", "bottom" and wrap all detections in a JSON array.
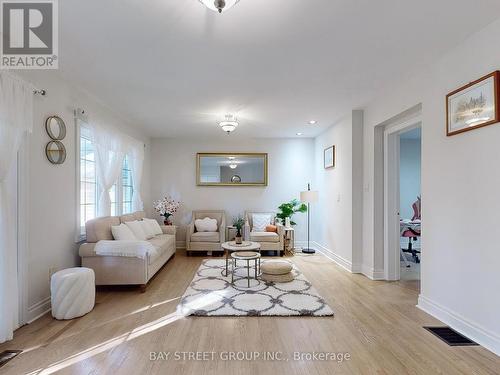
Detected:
[{"left": 45, "top": 116, "right": 67, "bottom": 140}]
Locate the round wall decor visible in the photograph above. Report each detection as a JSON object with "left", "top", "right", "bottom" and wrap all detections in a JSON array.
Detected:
[
  {"left": 45, "top": 141, "right": 67, "bottom": 164},
  {"left": 45, "top": 116, "right": 67, "bottom": 140}
]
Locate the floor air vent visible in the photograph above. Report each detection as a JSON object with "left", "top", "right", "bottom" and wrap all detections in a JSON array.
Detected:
[
  {"left": 0, "top": 350, "right": 22, "bottom": 368},
  {"left": 424, "top": 327, "right": 478, "bottom": 346}
]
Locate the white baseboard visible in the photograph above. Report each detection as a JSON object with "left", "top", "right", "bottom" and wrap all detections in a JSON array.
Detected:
[
  {"left": 417, "top": 294, "right": 500, "bottom": 356},
  {"left": 27, "top": 297, "right": 51, "bottom": 323},
  {"left": 361, "top": 264, "right": 385, "bottom": 280},
  {"left": 310, "top": 241, "right": 359, "bottom": 273}
]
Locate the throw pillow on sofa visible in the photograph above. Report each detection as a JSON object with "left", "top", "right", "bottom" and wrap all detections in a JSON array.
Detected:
[
  {"left": 111, "top": 223, "right": 137, "bottom": 241},
  {"left": 124, "top": 220, "right": 148, "bottom": 241},
  {"left": 139, "top": 220, "right": 156, "bottom": 240},
  {"left": 252, "top": 214, "right": 272, "bottom": 232},
  {"left": 143, "top": 218, "right": 163, "bottom": 236},
  {"left": 266, "top": 225, "right": 278, "bottom": 233},
  {"left": 195, "top": 217, "right": 218, "bottom": 232}
]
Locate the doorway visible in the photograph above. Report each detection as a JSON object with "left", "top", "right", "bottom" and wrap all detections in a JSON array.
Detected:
[
  {"left": 398, "top": 127, "right": 421, "bottom": 284},
  {"left": 382, "top": 110, "right": 422, "bottom": 284}
]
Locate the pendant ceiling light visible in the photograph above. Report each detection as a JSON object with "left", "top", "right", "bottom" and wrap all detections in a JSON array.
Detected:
[
  {"left": 199, "top": 0, "right": 241, "bottom": 13},
  {"left": 219, "top": 114, "right": 238, "bottom": 134}
]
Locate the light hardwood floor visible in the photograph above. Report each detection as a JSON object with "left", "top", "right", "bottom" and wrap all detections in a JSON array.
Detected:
[{"left": 1, "top": 252, "right": 498, "bottom": 374}]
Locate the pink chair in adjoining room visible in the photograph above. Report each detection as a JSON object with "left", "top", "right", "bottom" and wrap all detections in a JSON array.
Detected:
[{"left": 400, "top": 196, "right": 421, "bottom": 267}]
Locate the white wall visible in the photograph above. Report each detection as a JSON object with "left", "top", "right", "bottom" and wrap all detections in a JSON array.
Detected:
[
  {"left": 150, "top": 138, "right": 314, "bottom": 245},
  {"left": 16, "top": 71, "right": 151, "bottom": 322},
  {"left": 361, "top": 19, "right": 500, "bottom": 354},
  {"left": 312, "top": 111, "right": 363, "bottom": 271},
  {"left": 399, "top": 138, "right": 421, "bottom": 220}
]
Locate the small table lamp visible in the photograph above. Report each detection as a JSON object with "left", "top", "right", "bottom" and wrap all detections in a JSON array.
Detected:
[{"left": 300, "top": 183, "right": 318, "bottom": 254}]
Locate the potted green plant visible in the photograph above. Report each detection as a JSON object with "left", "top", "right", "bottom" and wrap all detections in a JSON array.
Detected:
[
  {"left": 277, "top": 199, "right": 307, "bottom": 227},
  {"left": 233, "top": 215, "right": 245, "bottom": 244}
]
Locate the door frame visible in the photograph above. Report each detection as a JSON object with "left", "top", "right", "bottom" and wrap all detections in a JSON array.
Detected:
[{"left": 383, "top": 117, "right": 422, "bottom": 280}]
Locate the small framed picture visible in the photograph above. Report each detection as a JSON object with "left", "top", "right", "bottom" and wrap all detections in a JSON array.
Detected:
[
  {"left": 446, "top": 71, "right": 500, "bottom": 136},
  {"left": 324, "top": 145, "right": 335, "bottom": 169}
]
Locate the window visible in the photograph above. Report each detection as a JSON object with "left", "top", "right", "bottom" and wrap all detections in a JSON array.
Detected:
[
  {"left": 78, "top": 124, "right": 134, "bottom": 237},
  {"left": 122, "top": 155, "right": 133, "bottom": 214},
  {"left": 80, "top": 126, "right": 97, "bottom": 232}
]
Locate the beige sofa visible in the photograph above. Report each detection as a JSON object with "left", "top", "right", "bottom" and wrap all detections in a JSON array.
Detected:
[
  {"left": 186, "top": 210, "right": 226, "bottom": 255},
  {"left": 79, "top": 211, "right": 176, "bottom": 292},
  {"left": 244, "top": 211, "right": 284, "bottom": 256}
]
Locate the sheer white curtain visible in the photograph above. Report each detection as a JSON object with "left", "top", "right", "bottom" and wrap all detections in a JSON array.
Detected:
[
  {"left": 129, "top": 141, "right": 144, "bottom": 212},
  {"left": 0, "top": 73, "right": 33, "bottom": 343},
  {"left": 88, "top": 123, "right": 144, "bottom": 216},
  {"left": 89, "top": 123, "right": 126, "bottom": 217}
]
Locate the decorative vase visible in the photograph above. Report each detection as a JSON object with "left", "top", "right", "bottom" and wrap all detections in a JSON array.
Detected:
[
  {"left": 285, "top": 217, "right": 291, "bottom": 228},
  {"left": 235, "top": 228, "right": 242, "bottom": 244},
  {"left": 163, "top": 215, "right": 172, "bottom": 225}
]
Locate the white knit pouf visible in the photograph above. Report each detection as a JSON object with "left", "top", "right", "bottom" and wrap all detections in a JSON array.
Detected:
[{"left": 51, "top": 267, "right": 95, "bottom": 320}]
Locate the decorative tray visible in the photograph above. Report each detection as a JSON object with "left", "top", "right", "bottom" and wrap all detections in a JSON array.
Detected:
[{"left": 228, "top": 241, "right": 252, "bottom": 247}]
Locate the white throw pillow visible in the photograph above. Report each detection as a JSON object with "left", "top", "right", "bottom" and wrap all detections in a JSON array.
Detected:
[
  {"left": 252, "top": 214, "right": 272, "bottom": 232},
  {"left": 195, "top": 217, "right": 218, "bottom": 232},
  {"left": 139, "top": 220, "right": 155, "bottom": 240},
  {"left": 143, "top": 218, "right": 163, "bottom": 236},
  {"left": 111, "top": 223, "right": 137, "bottom": 241},
  {"left": 124, "top": 220, "right": 148, "bottom": 241}
]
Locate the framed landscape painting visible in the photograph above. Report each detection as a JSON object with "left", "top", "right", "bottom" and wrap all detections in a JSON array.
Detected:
[
  {"left": 446, "top": 71, "right": 500, "bottom": 136},
  {"left": 324, "top": 145, "right": 335, "bottom": 169}
]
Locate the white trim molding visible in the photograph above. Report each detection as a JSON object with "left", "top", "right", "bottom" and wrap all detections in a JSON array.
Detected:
[
  {"left": 311, "top": 241, "right": 361, "bottom": 273},
  {"left": 17, "top": 136, "right": 30, "bottom": 327},
  {"left": 27, "top": 297, "right": 51, "bottom": 324},
  {"left": 361, "top": 264, "right": 385, "bottom": 280},
  {"left": 417, "top": 294, "right": 500, "bottom": 356}
]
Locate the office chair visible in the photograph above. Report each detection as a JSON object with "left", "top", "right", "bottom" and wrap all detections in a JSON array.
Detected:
[{"left": 401, "top": 196, "right": 421, "bottom": 266}]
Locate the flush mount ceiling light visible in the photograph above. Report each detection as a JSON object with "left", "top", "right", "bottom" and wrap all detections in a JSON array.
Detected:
[
  {"left": 219, "top": 114, "right": 238, "bottom": 134},
  {"left": 199, "top": 0, "right": 241, "bottom": 13},
  {"left": 296, "top": 132, "right": 303, "bottom": 136},
  {"left": 308, "top": 120, "right": 317, "bottom": 125}
]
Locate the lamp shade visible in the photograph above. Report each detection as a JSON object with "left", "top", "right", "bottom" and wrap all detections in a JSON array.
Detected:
[{"left": 300, "top": 190, "right": 318, "bottom": 203}]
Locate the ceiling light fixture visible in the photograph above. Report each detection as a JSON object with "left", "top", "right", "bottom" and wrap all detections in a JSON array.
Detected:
[
  {"left": 219, "top": 114, "right": 238, "bottom": 134},
  {"left": 296, "top": 132, "right": 303, "bottom": 136},
  {"left": 199, "top": 0, "right": 241, "bottom": 13},
  {"left": 308, "top": 120, "right": 317, "bottom": 125}
]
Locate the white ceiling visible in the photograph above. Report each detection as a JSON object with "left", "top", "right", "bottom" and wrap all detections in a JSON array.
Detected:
[{"left": 59, "top": 0, "right": 500, "bottom": 138}]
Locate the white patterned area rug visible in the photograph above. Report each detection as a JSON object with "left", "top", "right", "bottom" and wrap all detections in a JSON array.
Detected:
[{"left": 178, "top": 259, "right": 334, "bottom": 317}]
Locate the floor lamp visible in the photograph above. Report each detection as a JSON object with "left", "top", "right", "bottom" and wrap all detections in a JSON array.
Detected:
[{"left": 300, "top": 183, "right": 318, "bottom": 254}]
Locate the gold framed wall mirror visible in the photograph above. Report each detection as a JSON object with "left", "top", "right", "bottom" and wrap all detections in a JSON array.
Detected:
[{"left": 196, "top": 153, "right": 268, "bottom": 186}]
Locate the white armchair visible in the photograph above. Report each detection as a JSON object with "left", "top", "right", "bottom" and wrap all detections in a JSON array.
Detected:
[
  {"left": 244, "top": 211, "right": 284, "bottom": 256},
  {"left": 186, "top": 210, "right": 226, "bottom": 255}
]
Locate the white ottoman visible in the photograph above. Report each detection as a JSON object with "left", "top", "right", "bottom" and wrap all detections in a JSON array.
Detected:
[{"left": 51, "top": 267, "right": 95, "bottom": 320}]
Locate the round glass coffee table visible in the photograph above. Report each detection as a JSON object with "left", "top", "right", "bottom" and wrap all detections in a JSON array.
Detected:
[
  {"left": 221, "top": 241, "right": 261, "bottom": 277},
  {"left": 230, "top": 251, "right": 261, "bottom": 288}
]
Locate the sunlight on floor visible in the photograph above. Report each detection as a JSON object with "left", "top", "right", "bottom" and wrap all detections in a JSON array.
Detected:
[
  {"left": 22, "top": 292, "right": 223, "bottom": 374},
  {"left": 20, "top": 296, "right": 181, "bottom": 355},
  {"left": 178, "top": 290, "right": 228, "bottom": 315}
]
